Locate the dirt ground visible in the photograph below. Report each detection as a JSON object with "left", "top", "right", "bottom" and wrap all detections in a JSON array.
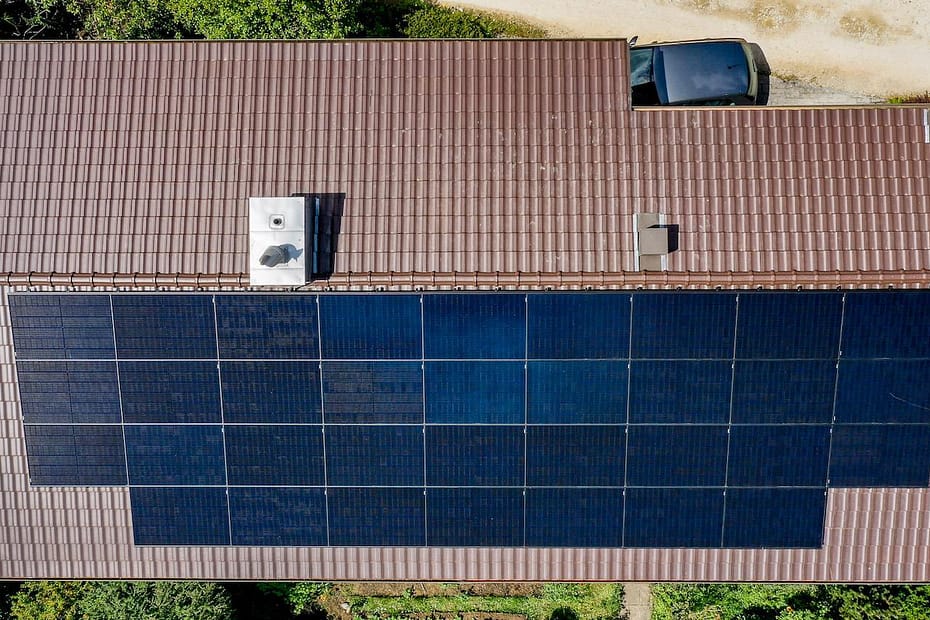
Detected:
[{"left": 454, "top": 0, "right": 929, "bottom": 97}]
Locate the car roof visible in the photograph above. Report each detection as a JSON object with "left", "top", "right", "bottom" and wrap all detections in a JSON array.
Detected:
[{"left": 651, "top": 40, "right": 751, "bottom": 104}]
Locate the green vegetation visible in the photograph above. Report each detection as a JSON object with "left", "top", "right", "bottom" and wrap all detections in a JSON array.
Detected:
[
  {"left": 403, "top": 4, "right": 489, "bottom": 38},
  {"left": 9, "top": 581, "right": 234, "bottom": 620},
  {"left": 651, "top": 584, "right": 930, "bottom": 620},
  {"left": 1, "top": 0, "right": 545, "bottom": 40},
  {"left": 887, "top": 91, "right": 930, "bottom": 104},
  {"left": 345, "top": 583, "right": 624, "bottom": 620}
]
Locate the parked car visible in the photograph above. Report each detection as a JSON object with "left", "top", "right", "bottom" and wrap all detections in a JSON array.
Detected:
[{"left": 629, "top": 37, "right": 763, "bottom": 106}]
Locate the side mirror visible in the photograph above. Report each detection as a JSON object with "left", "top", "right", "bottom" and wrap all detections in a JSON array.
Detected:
[{"left": 628, "top": 35, "right": 638, "bottom": 47}]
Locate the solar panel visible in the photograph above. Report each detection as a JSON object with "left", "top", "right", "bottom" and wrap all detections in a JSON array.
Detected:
[
  {"left": 215, "top": 294, "right": 319, "bottom": 359},
  {"left": 426, "top": 425, "right": 524, "bottom": 487},
  {"left": 423, "top": 294, "right": 524, "bottom": 359},
  {"left": 526, "top": 425, "right": 625, "bottom": 487},
  {"left": 526, "top": 361, "right": 628, "bottom": 424},
  {"left": 835, "top": 360, "right": 930, "bottom": 423},
  {"left": 525, "top": 488, "right": 623, "bottom": 547},
  {"left": 17, "top": 361, "right": 121, "bottom": 424},
  {"left": 722, "top": 488, "right": 825, "bottom": 548},
  {"left": 225, "top": 425, "right": 324, "bottom": 486},
  {"left": 727, "top": 425, "right": 831, "bottom": 487},
  {"left": 842, "top": 291, "right": 930, "bottom": 359},
  {"left": 426, "top": 488, "right": 523, "bottom": 546},
  {"left": 626, "top": 425, "right": 727, "bottom": 487},
  {"left": 229, "top": 487, "right": 327, "bottom": 546},
  {"left": 629, "top": 360, "right": 731, "bottom": 424},
  {"left": 8, "top": 294, "right": 114, "bottom": 360},
  {"left": 319, "top": 295, "right": 421, "bottom": 359},
  {"left": 829, "top": 425, "right": 930, "bottom": 487},
  {"left": 131, "top": 487, "right": 230, "bottom": 545},
  {"left": 731, "top": 360, "right": 836, "bottom": 424},
  {"left": 220, "top": 361, "right": 322, "bottom": 424},
  {"left": 424, "top": 361, "right": 524, "bottom": 424},
  {"left": 325, "top": 425, "right": 423, "bottom": 486},
  {"left": 527, "top": 293, "right": 630, "bottom": 359},
  {"left": 327, "top": 487, "right": 425, "bottom": 546},
  {"left": 112, "top": 295, "right": 216, "bottom": 359},
  {"left": 24, "top": 424, "right": 126, "bottom": 486},
  {"left": 631, "top": 293, "right": 736, "bottom": 359},
  {"left": 119, "top": 361, "right": 220, "bottom": 424},
  {"left": 124, "top": 425, "right": 225, "bottom": 485},
  {"left": 322, "top": 361, "right": 423, "bottom": 423},
  {"left": 735, "top": 292, "right": 842, "bottom": 359},
  {"left": 624, "top": 488, "right": 724, "bottom": 548},
  {"left": 11, "top": 290, "right": 930, "bottom": 550}
]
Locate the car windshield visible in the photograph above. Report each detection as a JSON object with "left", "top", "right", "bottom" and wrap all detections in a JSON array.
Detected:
[{"left": 629, "top": 47, "right": 660, "bottom": 105}]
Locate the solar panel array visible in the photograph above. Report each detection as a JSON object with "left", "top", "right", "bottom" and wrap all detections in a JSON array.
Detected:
[{"left": 10, "top": 291, "right": 930, "bottom": 548}]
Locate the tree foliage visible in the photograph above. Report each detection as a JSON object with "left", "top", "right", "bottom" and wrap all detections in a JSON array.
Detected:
[
  {"left": 167, "top": 0, "right": 360, "bottom": 39},
  {"left": 10, "top": 581, "right": 233, "bottom": 620},
  {"left": 403, "top": 3, "right": 488, "bottom": 38}
]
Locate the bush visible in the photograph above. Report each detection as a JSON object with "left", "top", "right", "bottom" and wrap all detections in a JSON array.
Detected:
[{"left": 403, "top": 3, "right": 489, "bottom": 38}]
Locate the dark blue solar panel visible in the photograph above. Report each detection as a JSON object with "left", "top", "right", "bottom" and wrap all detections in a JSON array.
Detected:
[
  {"left": 17, "top": 361, "right": 121, "bottom": 424},
  {"left": 526, "top": 426, "right": 624, "bottom": 487},
  {"left": 112, "top": 295, "right": 216, "bottom": 359},
  {"left": 736, "top": 292, "right": 843, "bottom": 359},
  {"left": 229, "top": 487, "right": 327, "bottom": 546},
  {"left": 225, "top": 425, "right": 324, "bottom": 486},
  {"left": 731, "top": 361, "right": 836, "bottom": 424},
  {"left": 527, "top": 293, "right": 630, "bottom": 359},
  {"left": 119, "top": 361, "right": 220, "bottom": 424},
  {"left": 525, "top": 488, "right": 623, "bottom": 547},
  {"left": 727, "top": 425, "right": 830, "bottom": 487},
  {"left": 628, "top": 361, "right": 731, "bottom": 424},
  {"left": 423, "top": 294, "right": 525, "bottom": 359},
  {"left": 9, "top": 294, "right": 114, "bottom": 359},
  {"left": 723, "top": 488, "right": 825, "bottom": 548},
  {"left": 124, "top": 425, "right": 225, "bottom": 485},
  {"left": 325, "top": 425, "right": 423, "bottom": 486},
  {"left": 426, "top": 488, "right": 523, "bottom": 546},
  {"left": 829, "top": 425, "right": 930, "bottom": 487},
  {"left": 215, "top": 294, "right": 319, "bottom": 358},
  {"left": 319, "top": 295, "right": 421, "bottom": 359},
  {"left": 220, "top": 361, "right": 321, "bottom": 424},
  {"left": 526, "top": 361, "right": 628, "bottom": 424},
  {"left": 626, "top": 425, "right": 727, "bottom": 487},
  {"left": 424, "top": 361, "right": 524, "bottom": 424},
  {"left": 842, "top": 291, "right": 930, "bottom": 359},
  {"left": 328, "top": 487, "right": 425, "bottom": 546},
  {"left": 130, "top": 487, "right": 229, "bottom": 545},
  {"left": 624, "top": 488, "right": 724, "bottom": 547},
  {"left": 24, "top": 425, "right": 126, "bottom": 485},
  {"left": 322, "top": 362, "right": 423, "bottom": 423},
  {"left": 426, "top": 426, "right": 523, "bottom": 486},
  {"left": 835, "top": 360, "right": 930, "bottom": 423},
  {"left": 631, "top": 293, "right": 736, "bottom": 359}
]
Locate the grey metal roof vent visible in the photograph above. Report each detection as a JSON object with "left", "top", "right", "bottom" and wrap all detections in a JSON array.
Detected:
[
  {"left": 633, "top": 213, "right": 679, "bottom": 271},
  {"left": 249, "top": 197, "right": 309, "bottom": 286}
]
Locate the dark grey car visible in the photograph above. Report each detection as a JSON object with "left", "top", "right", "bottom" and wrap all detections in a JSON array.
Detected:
[{"left": 629, "top": 38, "right": 761, "bottom": 106}]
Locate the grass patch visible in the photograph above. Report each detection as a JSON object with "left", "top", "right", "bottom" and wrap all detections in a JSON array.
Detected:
[
  {"left": 467, "top": 8, "right": 548, "bottom": 38},
  {"left": 346, "top": 583, "right": 623, "bottom": 620},
  {"left": 888, "top": 91, "right": 930, "bottom": 104}
]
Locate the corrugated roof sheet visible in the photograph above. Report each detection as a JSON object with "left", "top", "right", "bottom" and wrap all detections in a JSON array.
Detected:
[
  {"left": 2, "top": 40, "right": 930, "bottom": 581},
  {"left": 1, "top": 41, "right": 928, "bottom": 286}
]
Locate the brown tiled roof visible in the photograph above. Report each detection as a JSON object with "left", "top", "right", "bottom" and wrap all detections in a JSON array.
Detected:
[
  {"left": 1, "top": 41, "right": 928, "bottom": 286},
  {"left": 2, "top": 40, "right": 930, "bottom": 582}
]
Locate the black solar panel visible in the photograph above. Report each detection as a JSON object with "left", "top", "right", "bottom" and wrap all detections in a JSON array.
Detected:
[{"left": 10, "top": 290, "right": 930, "bottom": 549}]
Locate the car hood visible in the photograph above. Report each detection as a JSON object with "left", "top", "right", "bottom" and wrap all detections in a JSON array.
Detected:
[{"left": 655, "top": 42, "right": 750, "bottom": 104}]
